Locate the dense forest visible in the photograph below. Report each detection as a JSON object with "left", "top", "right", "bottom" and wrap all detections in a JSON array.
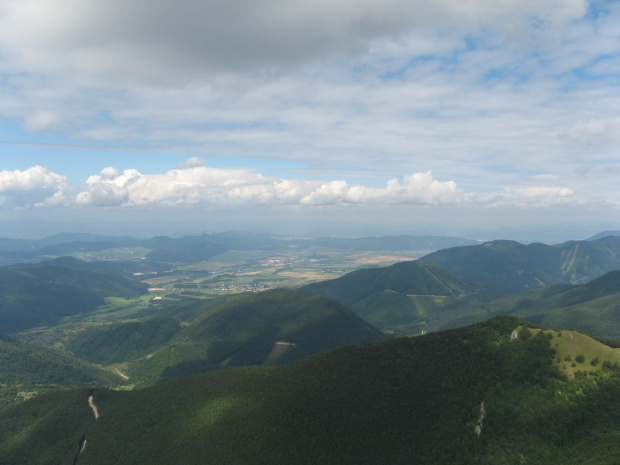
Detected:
[{"left": 2, "top": 233, "right": 620, "bottom": 463}]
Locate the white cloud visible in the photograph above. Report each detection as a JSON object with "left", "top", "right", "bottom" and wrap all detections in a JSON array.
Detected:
[
  {"left": 69, "top": 165, "right": 465, "bottom": 208},
  {"left": 100, "top": 167, "right": 121, "bottom": 179},
  {"left": 0, "top": 166, "right": 69, "bottom": 208},
  {"left": 0, "top": 163, "right": 591, "bottom": 212},
  {"left": 301, "top": 172, "right": 460, "bottom": 205},
  {"left": 0, "top": 0, "right": 617, "bottom": 232}
]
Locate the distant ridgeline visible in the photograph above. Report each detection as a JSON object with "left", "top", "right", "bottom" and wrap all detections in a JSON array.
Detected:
[
  {"left": 0, "top": 231, "right": 479, "bottom": 265},
  {"left": 3, "top": 317, "right": 620, "bottom": 464},
  {"left": 0, "top": 257, "right": 147, "bottom": 332},
  {"left": 420, "top": 236, "right": 620, "bottom": 293},
  {"left": 302, "top": 260, "right": 487, "bottom": 334},
  {"left": 303, "top": 236, "right": 620, "bottom": 337}
]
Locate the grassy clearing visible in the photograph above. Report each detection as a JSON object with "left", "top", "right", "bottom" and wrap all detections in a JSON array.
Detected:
[
  {"left": 515, "top": 327, "right": 620, "bottom": 377},
  {"left": 549, "top": 329, "right": 620, "bottom": 376}
]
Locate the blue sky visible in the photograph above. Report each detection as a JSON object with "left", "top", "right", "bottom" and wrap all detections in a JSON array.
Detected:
[{"left": 0, "top": 0, "right": 619, "bottom": 241}]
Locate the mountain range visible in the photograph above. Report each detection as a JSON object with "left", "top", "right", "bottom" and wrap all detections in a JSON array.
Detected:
[
  {"left": 2, "top": 316, "right": 620, "bottom": 464},
  {"left": 0, "top": 231, "right": 478, "bottom": 265},
  {"left": 304, "top": 240, "right": 620, "bottom": 337},
  {"left": 2, "top": 231, "right": 620, "bottom": 463},
  {"left": 421, "top": 236, "right": 620, "bottom": 293}
]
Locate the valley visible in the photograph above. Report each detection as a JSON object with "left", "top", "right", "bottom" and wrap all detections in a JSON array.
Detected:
[{"left": 2, "top": 230, "right": 620, "bottom": 463}]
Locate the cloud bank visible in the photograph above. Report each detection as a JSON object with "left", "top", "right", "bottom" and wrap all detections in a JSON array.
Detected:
[
  {"left": 0, "top": 161, "right": 581, "bottom": 211},
  {"left": 0, "top": 0, "right": 587, "bottom": 83}
]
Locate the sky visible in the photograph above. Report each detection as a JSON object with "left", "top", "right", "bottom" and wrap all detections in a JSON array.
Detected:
[{"left": 0, "top": 0, "right": 619, "bottom": 241}]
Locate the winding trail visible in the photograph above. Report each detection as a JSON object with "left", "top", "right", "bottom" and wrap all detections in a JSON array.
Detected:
[
  {"left": 112, "top": 367, "right": 129, "bottom": 381},
  {"left": 75, "top": 393, "right": 99, "bottom": 465},
  {"left": 88, "top": 395, "right": 99, "bottom": 420}
]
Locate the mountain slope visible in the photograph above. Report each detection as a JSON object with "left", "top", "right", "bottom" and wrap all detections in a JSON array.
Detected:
[
  {"left": 421, "top": 236, "right": 620, "bottom": 293},
  {"left": 0, "top": 259, "right": 148, "bottom": 332},
  {"left": 302, "top": 260, "right": 486, "bottom": 333},
  {"left": 4, "top": 317, "right": 620, "bottom": 464},
  {"left": 127, "top": 289, "right": 383, "bottom": 383},
  {"left": 0, "top": 336, "right": 121, "bottom": 411},
  {"left": 65, "top": 318, "right": 183, "bottom": 365},
  {"left": 480, "top": 270, "right": 620, "bottom": 338}
]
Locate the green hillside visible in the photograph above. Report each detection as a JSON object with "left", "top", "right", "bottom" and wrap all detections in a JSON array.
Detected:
[
  {"left": 480, "top": 270, "right": 620, "bottom": 338},
  {"left": 0, "top": 259, "right": 148, "bottom": 332},
  {"left": 3, "top": 316, "right": 620, "bottom": 464},
  {"left": 384, "top": 269, "right": 620, "bottom": 338},
  {"left": 421, "top": 237, "right": 620, "bottom": 293},
  {"left": 126, "top": 289, "right": 383, "bottom": 383},
  {"left": 65, "top": 318, "right": 183, "bottom": 365},
  {"left": 0, "top": 336, "right": 121, "bottom": 411},
  {"left": 302, "top": 260, "right": 486, "bottom": 333},
  {"left": 546, "top": 328, "right": 620, "bottom": 376}
]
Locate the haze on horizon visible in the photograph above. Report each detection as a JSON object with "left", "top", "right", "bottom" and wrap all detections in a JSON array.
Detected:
[{"left": 0, "top": 0, "right": 619, "bottom": 241}]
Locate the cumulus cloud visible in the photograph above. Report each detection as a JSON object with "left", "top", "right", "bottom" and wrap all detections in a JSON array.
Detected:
[
  {"left": 69, "top": 163, "right": 464, "bottom": 209},
  {"left": 0, "top": 166, "right": 69, "bottom": 207},
  {"left": 76, "top": 165, "right": 272, "bottom": 207},
  {"left": 0, "top": 162, "right": 593, "bottom": 215},
  {"left": 300, "top": 172, "right": 460, "bottom": 205}
]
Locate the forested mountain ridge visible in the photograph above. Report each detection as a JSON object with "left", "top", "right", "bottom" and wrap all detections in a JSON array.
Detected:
[
  {"left": 0, "top": 336, "right": 122, "bottom": 411},
  {"left": 0, "top": 258, "right": 148, "bottom": 332},
  {"left": 303, "top": 254, "right": 620, "bottom": 337},
  {"left": 420, "top": 236, "right": 620, "bottom": 293},
  {"left": 302, "top": 260, "right": 487, "bottom": 333},
  {"left": 124, "top": 289, "right": 383, "bottom": 383},
  {"left": 3, "top": 316, "right": 620, "bottom": 464},
  {"left": 467, "top": 269, "right": 620, "bottom": 339}
]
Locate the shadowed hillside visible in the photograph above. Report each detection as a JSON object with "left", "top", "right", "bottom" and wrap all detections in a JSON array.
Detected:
[
  {"left": 0, "top": 336, "right": 122, "bottom": 411},
  {"left": 302, "top": 260, "right": 487, "bottom": 333},
  {"left": 0, "top": 259, "right": 148, "bottom": 332},
  {"left": 126, "top": 289, "right": 383, "bottom": 383},
  {"left": 479, "top": 270, "right": 620, "bottom": 338},
  {"left": 3, "top": 317, "right": 620, "bottom": 464}
]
